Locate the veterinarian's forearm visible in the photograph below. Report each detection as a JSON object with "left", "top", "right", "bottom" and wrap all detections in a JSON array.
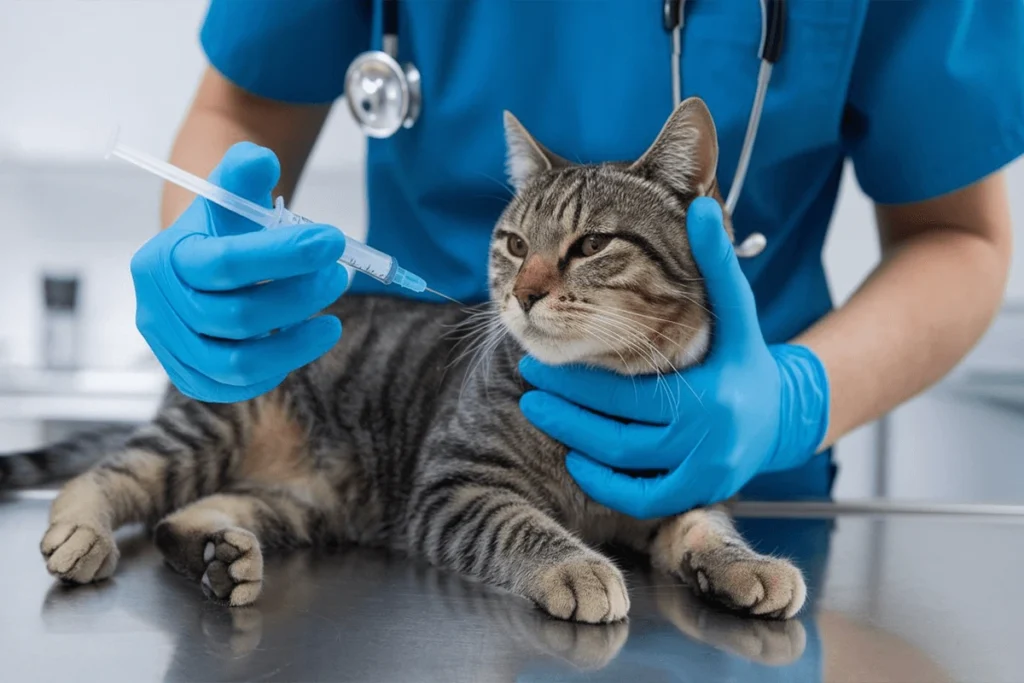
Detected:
[
  {"left": 161, "top": 67, "right": 331, "bottom": 227},
  {"left": 793, "top": 224, "right": 1011, "bottom": 450}
]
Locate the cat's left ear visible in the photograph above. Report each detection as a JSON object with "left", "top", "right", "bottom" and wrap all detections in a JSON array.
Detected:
[
  {"left": 503, "top": 111, "right": 570, "bottom": 192},
  {"left": 629, "top": 97, "right": 719, "bottom": 197}
]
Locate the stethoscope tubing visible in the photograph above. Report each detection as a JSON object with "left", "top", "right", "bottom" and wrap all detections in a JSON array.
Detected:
[{"left": 665, "top": 0, "right": 784, "bottom": 257}]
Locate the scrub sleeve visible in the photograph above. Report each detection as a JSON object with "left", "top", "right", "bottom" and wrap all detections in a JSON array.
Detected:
[
  {"left": 199, "top": 0, "right": 368, "bottom": 104},
  {"left": 844, "top": 0, "right": 1024, "bottom": 204}
]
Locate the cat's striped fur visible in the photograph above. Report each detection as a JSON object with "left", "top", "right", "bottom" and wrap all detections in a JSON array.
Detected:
[{"left": 23, "top": 98, "right": 806, "bottom": 622}]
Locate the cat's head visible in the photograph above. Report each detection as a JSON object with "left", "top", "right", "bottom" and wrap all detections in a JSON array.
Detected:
[{"left": 488, "top": 97, "right": 732, "bottom": 375}]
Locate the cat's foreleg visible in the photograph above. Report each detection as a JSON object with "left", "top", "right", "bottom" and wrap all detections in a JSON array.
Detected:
[
  {"left": 408, "top": 478, "right": 629, "bottom": 623},
  {"left": 649, "top": 505, "right": 806, "bottom": 619},
  {"left": 41, "top": 432, "right": 173, "bottom": 584}
]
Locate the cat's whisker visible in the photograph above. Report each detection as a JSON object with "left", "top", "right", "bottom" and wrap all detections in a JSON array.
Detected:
[
  {"left": 474, "top": 170, "right": 516, "bottom": 198},
  {"left": 445, "top": 308, "right": 506, "bottom": 401},
  {"left": 669, "top": 291, "right": 716, "bottom": 320},
  {"left": 449, "top": 318, "right": 505, "bottom": 372},
  {"left": 589, "top": 313, "right": 676, "bottom": 371},
  {"left": 470, "top": 192, "right": 522, "bottom": 204},
  {"left": 567, "top": 302, "right": 685, "bottom": 348},
  {"left": 569, "top": 299, "right": 703, "bottom": 333},
  {"left": 475, "top": 326, "right": 509, "bottom": 403},
  {"left": 454, "top": 308, "right": 508, "bottom": 406},
  {"left": 484, "top": 331, "right": 509, "bottom": 400},
  {"left": 573, "top": 300, "right": 704, "bottom": 333},
  {"left": 570, "top": 305, "right": 706, "bottom": 413},
  {"left": 442, "top": 304, "right": 499, "bottom": 334},
  {"left": 586, "top": 314, "right": 689, "bottom": 415},
  {"left": 446, "top": 313, "right": 502, "bottom": 350},
  {"left": 583, "top": 316, "right": 668, "bottom": 392},
  {"left": 574, "top": 320, "right": 641, "bottom": 400}
]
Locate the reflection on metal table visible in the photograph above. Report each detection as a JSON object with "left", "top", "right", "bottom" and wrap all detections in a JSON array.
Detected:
[{"left": 1, "top": 492, "right": 1021, "bottom": 682}]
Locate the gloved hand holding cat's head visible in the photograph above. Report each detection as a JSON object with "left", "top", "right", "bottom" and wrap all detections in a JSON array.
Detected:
[{"left": 498, "top": 98, "right": 831, "bottom": 521}]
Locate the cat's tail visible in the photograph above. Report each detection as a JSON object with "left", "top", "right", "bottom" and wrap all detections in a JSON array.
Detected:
[{"left": 0, "top": 424, "right": 136, "bottom": 489}]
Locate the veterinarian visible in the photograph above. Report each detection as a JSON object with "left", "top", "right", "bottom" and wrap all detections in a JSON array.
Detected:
[{"left": 131, "top": 0, "right": 1023, "bottom": 515}]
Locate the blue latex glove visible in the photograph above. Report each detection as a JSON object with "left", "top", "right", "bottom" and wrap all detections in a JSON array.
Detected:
[
  {"left": 518, "top": 197, "right": 830, "bottom": 519},
  {"left": 130, "top": 142, "right": 348, "bottom": 403}
]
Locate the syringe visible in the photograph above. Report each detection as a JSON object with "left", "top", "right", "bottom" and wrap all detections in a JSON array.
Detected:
[{"left": 105, "top": 131, "right": 460, "bottom": 303}]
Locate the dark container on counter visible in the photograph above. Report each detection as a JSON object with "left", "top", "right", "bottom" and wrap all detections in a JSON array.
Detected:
[{"left": 42, "top": 274, "right": 80, "bottom": 370}]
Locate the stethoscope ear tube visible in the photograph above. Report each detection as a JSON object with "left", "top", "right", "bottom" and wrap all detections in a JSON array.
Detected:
[
  {"left": 382, "top": 0, "right": 399, "bottom": 44},
  {"left": 759, "top": 0, "right": 786, "bottom": 63},
  {"left": 662, "top": 0, "right": 683, "bottom": 31}
]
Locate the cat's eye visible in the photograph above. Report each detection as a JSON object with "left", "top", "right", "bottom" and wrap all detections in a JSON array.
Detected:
[
  {"left": 507, "top": 234, "right": 528, "bottom": 258},
  {"left": 580, "top": 235, "right": 612, "bottom": 257}
]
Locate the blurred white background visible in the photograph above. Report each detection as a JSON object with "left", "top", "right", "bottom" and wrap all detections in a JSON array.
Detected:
[{"left": 2, "top": 0, "right": 1022, "bottom": 502}]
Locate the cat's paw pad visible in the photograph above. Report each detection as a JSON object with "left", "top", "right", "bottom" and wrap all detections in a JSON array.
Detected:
[
  {"left": 40, "top": 522, "right": 119, "bottom": 584},
  {"left": 685, "top": 552, "right": 806, "bottom": 619},
  {"left": 200, "top": 528, "right": 263, "bottom": 607},
  {"left": 531, "top": 557, "right": 630, "bottom": 624}
]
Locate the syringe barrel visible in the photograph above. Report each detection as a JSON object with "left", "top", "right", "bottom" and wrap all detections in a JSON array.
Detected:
[
  {"left": 270, "top": 198, "right": 396, "bottom": 284},
  {"left": 338, "top": 239, "right": 397, "bottom": 284}
]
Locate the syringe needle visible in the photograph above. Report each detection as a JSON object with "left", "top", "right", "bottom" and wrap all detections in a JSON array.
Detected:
[{"left": 425, "top": 288, "right": 464, "bottom": 306}]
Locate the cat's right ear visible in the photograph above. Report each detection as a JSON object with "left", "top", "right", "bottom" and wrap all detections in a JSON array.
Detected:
[
  {"left": 503, "top": 111, "right": 569, "bottom": 192},
  {"left": 629, "top": 97, "right": 719, "bottom": 198}
]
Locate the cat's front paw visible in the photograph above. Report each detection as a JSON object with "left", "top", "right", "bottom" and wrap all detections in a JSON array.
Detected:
[
  {"left": 683, "top": 551, "right": 806, "bottom": 619},
  {"left": 529, "top": 557, "right": 630, "bottom": 624},
  {"left": 40, "top": 522, "right": 119, "bottom": 584},
  {"left": 155, "top": 520, "right": 263, "bottom": 606},
  {"left": 200, "top": 529, "right": 264, "bottom": 607}
]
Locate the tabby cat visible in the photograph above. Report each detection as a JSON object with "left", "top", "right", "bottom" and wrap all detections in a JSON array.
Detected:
[{"left": 5, "top": 97, "right": 806, "bottom": 623}]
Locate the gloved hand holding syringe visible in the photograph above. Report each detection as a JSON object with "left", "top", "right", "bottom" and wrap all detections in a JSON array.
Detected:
[{"left": 106, "top": 130, "right": 460, "bottom": 304}]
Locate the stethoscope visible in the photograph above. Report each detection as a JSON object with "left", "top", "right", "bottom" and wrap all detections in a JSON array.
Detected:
[
  {"left": 345, "top": 0, "right": 787, "bottom": 258},
  {"left": 344, "top": 0, "right": 421, "bottom": 140}
]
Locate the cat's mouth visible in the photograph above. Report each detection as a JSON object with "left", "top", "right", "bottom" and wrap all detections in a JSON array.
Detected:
[
  {"left": 509, "top": 308, "right": 563, "bottom": 341},
  {"left": 502, "top": 300, "right": 644, "bottom": 368},
  {"left": 499, "top": 296, "right": 712, "bottom": 375}
]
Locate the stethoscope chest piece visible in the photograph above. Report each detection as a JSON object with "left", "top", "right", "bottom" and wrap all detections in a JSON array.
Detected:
[{"left": 345, "top": 50, "right": 421, "bottom": 139}]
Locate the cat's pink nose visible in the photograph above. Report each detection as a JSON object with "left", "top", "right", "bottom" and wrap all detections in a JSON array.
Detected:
[
  {"left": 513, "top": 254, "right": 558, "bottom": 314},
  {"left": 513, "top": 286, "right": 549, "bottom": 314}
]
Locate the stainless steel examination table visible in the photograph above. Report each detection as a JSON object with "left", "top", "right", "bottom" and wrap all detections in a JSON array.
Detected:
[{"left": 2, "top": 492, "right": 1022, "bottom": 682}]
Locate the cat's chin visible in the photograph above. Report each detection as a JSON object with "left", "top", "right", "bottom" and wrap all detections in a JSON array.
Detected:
[
  {"left": 513, "top": 333, "right": 609, "bottom": 368},
  {"left": 504, "top": 318, "right": 609, "bottom": 368}
]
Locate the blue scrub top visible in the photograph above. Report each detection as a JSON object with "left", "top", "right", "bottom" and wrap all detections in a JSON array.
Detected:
[{"left": 200, "top": 0, "right": 1024, "bottom": 500}]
